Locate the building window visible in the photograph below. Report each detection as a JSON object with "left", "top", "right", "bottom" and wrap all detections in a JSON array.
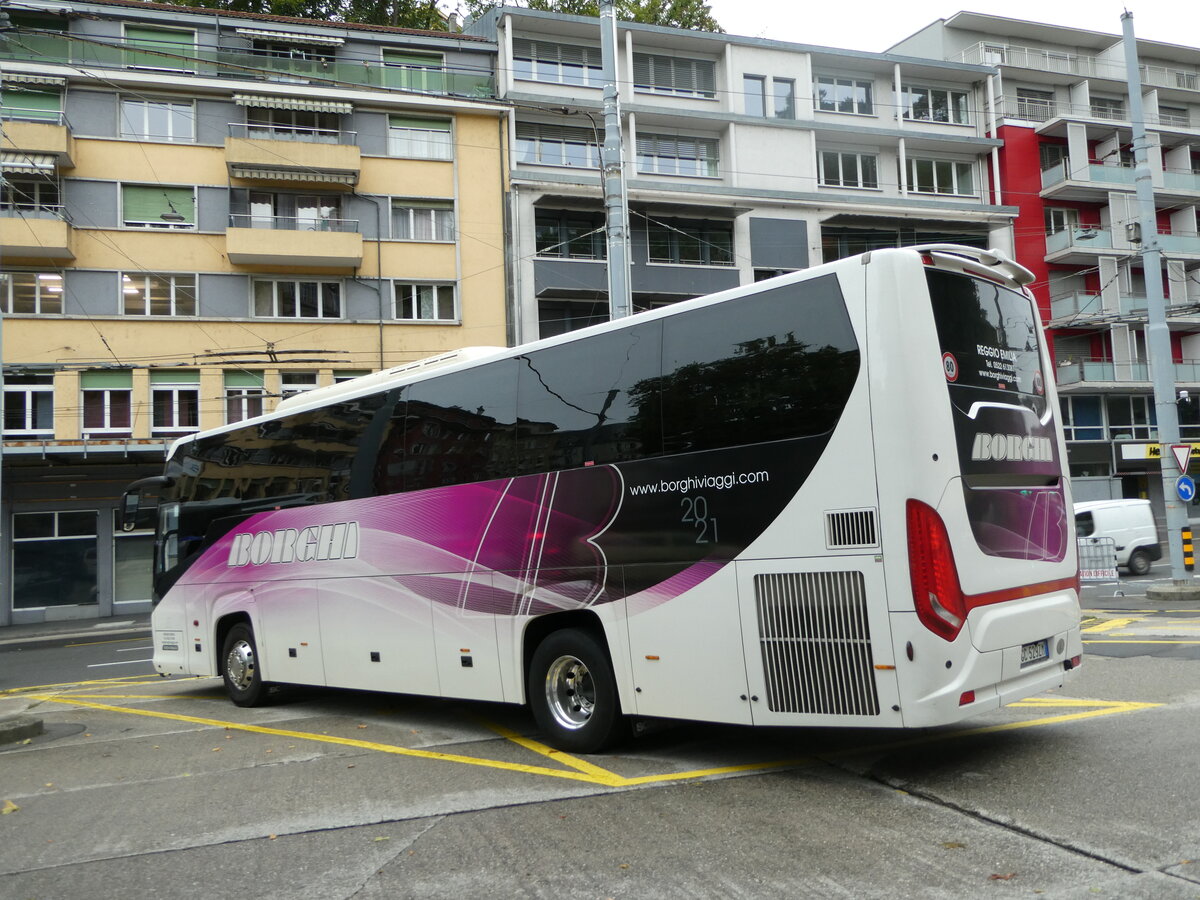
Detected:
[
  {"left": 334, "top": 370, "right": 370, "bottom": 383},
  {"left": 394, "top": 282, "right": 456, "bottom": 322},
  {"left": 112, "top": 509, "right": 154, "bottom": 604},
  {"left": 122, "top": 273, "right": 196, "bottom": 316},
  {"left": 645, "top": 218, "right": 733, "bottom": 266},
  {"left": 1158, "top": 105, "right": 1189, "bottom": 127},
  {"left": 819, "top": 150, "right": 879, "bottom": 188},
  {"left": 12, "top": 510, "right": 99, "bottom": 610},
  {"left": 633, "top": 53, "right": 716, "bottom": 99},
  {"left": 151, "top": 371, "right": 200, "bottom": 436},
  {"left": 81, "top": 370, "right": 133, "bottom": 437},
  {"left": 513, "top": 39, "right": 602, "bottom": 87},
  {"left": 0, "top": 87, "right": 62, "bottom": 122},
  {"left": 538, "top": 298, "right": 608, "bottom": 338},
  {"left": 1040, "top": 142, "right": 1068, "bottom": 171},
  {"left": 251, "top": 37, "right": 335, "bottom": 80},
  {"left": 1044, "top": 208, "right": 1079, "bottom": 235},
  {"left": 382, "top": 50, "right": 446, "bottom": 93},
  {"left": 902, "top": 85, "right": 970, "bottom": 124},
  {"left": 280, "top": 371, "right": 319, "bottom": 399},
  {"left": 120, "top": 97, "right": 194, "bottom": 142},
  {"left": 124, "top": 25, "right": 195, "bottom": 72},
  {"left": 387, "top": 116, "right": 452, "bottom": 160},
  {"left": 515, "top": 122, "right": 600, "bottom": 169},
  {"left": 906, "top": 158, "right": 975, "bottom": 196},
  {"left": 225, "top": 371, "right": 265, "bottom": 423},
  {"left": 238, "top": 191, "right": 346, "bottom": 231},
  {"left": 0, "top": 271, "right": 63, "bottom": 314},
  {"left": 3, "top": 372, "right": 54, "bottom": 435},
  {"left": 1106, "top": 395, "right": 1154, "bottom": 440},
  {"left": 773, "top": 78, "right": 796, "bottom": 119},
  {"left": 391, "top": 200, "right": 455, "bottom": 241},
  {"left": 122, "top": 184, "right": 195, "bottom": 229},
  {"left": 1091, "top": 97, "right": 1125, "bottom": 121},
  {"left": 535, "top": 210, "right": 606, "bottom": 259},
  {"left": 743, "top": 75, "right": 766, "bottom": 117},
  {"left": 246, "top": 107, "right": 341, "bottom": 142},
  {"left": 1060, "top": 396, "right": 1103, "bottom": 441},
  {"left": 2, "top": 176, "right": 60, "bottom": 214},
  {"left": 815, "top": 75, "right": 873, "bottom": 115},
  {"left": 636, "top": 133, "right": 719, "bottom": 178},
  {"left": 252, "top": 279, "right": 341, "bottom": 318}
]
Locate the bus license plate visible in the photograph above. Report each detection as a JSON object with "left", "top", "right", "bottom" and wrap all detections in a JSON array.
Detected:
[{"left": 1020, "top": 639, "right": 1049, "bottom": 666}]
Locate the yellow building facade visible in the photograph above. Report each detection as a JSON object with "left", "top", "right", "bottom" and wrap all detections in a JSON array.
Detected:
[{"left": 1, "top": 0, "right": 508, "bottom": 624}]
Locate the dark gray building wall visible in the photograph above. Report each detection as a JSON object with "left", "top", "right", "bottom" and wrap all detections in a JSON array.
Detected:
[
  {"left": 198, "top": 274, "right": 250, "bottom": 318},
  {"left": 352, "top": 111, "right": 388, "bottom": 156},
  {"left": 196, "top": 186, "right": 227, "bottom": 232},
  {"left": 345, "top": 279, "right": 388, "bottom": 321},
  {"left": 347, "top": 194, "right": 386, "bottom": 240},
  {"left": 65, "top": 179, "right": 118, "bottom": 229},
  {"left": 197, "top": 98, "right": 238, "bottom": 145},
  {"left": 534, "top": 259, "right": 607, "bottom": 296},
  {"left": 66, "top": 89, "right": 118, "bottom": 138},
  {"left": 749, "top": 217, "right": 809, "bottom": 270},
  {"left": 65, "top": 271, "right": 120, "bottom": 315}
]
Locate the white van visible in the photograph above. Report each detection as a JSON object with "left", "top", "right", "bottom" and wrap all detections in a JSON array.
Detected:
[{"left": 1074, "top": 499, "right": 1163, "bottom": 576}]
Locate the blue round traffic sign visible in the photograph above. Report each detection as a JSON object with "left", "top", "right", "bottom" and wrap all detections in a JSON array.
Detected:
[{"left": 1177, "top": 475, "right": 1196, "bottom": 503}]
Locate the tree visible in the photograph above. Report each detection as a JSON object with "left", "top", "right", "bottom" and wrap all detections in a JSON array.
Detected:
[
  {"left": 171, "top": 0, "right": 451, "bottom": 30},
  {"left": 460, "top": 0, "right": 723, "bottom": 32}
]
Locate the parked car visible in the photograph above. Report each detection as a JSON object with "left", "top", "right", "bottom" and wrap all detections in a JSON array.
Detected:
[{"left": 1074, "top": 499, "right": 1163, "bottom": 576}]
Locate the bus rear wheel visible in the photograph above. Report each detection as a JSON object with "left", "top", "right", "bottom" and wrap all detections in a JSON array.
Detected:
[
  {"left": 529, "top": 628, "right": 624, "bottom": 754},
  {"left": 222, "top": 623, "right": 269, "bottom": 707}
]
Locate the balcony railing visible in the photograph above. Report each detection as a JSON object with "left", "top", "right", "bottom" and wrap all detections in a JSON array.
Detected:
[
  {"left": 228, "top": 122, "right": 356, "bottom": 145},
  {"left": 229, "top": 213, "right": 358, "bottom": 232},
  {"left": 1045, "top": 227, "right": 1113, "bottom": 254},
  {"left": 0, "top": 202, "right": 67, "bottom": 220},
  {"left": 1057, "top": 357, "right": 1200, "bottom": 386},
  {"left": 958, "top": 41, "right": 1200, "bottom": 94},
  {"left": 1155, "top": 231, "right": 1200, "bottom": 254},
  {"left": 0, "top": 107, "right": 68, "bottom": 126},
  {"left": 1050, "top": 291, "right": 1149, "bottom": 320},
  {"left": 0, "top": 32, "right": 495, "bottom": 98}
]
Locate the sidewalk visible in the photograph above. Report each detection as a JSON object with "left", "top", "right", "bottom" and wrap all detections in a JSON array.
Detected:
[{"left": 0, "top": 614, "right": 152, "bottom": 648}]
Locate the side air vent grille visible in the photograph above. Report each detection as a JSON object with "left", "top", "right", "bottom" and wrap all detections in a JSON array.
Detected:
[
  {"left": 755, "top": 571, "right": 880, "bottom": 716},
  {"left": 825, "top": 508, "right": 879, "bottom": 549}
]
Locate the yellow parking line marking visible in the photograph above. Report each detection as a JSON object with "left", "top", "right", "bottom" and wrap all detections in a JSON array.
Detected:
[
  {"left": 1083, "top": 617, "right": 1139, "bottom": 633},
  {"left": 1, "top": 675, "right": 162, "bottom": 696},
  {"left": 64, "top": 638, "right": 151, "bottom": 648},
  {"left": 21, "top": 690, "right": 1162, "bottom": 789},
  {"left": 27, "top": 694, "right": 612, "bottom": 785}
]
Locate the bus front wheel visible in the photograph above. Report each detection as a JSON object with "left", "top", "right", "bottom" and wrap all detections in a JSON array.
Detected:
[
  {"left": 222, "top": 623, "right": 269, "bottom": 707},
  {"left": 528, "top": 628, "right": 624, "bottom": 754}
]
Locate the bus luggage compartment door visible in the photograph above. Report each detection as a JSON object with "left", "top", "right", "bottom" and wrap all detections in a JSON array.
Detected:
[{"left": 736, "top": 558, "right": 902, "bottom": 727}]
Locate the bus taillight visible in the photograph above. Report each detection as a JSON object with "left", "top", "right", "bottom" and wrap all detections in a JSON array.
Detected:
[{"left": 906, "top": 499, "right": 967, "bottom": 641}]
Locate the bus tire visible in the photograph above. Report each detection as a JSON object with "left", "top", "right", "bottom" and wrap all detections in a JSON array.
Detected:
[
  {"left": 1126, "top": 549, "right": 1151, "bottom": 577},
  {"left": 528, "top": 628, "right": 624, "bottom": 754},
  {"left": 221, "top": 623, "right": 269, "bottom": 707}
]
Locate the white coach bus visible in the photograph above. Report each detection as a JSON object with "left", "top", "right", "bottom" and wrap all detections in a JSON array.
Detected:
[{"left": 124, "top": 245, "right": 1082, "bottom": 752}]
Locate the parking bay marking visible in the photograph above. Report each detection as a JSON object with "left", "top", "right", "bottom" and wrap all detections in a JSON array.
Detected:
[{"left": 21, "top": 688, "right": 1162, "bottom": 789}]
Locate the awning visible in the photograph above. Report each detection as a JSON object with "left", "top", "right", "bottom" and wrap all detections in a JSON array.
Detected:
[
  {"left": 1, "top": 152, "right": 57, "bottom": 173},
  {"left": 229, "top": 165, "right": 357, "bottom": 186},
  {"left": 233, "top": 94, "right": 352, "bottom": 114},
  {"left": 235, "top": 27, "right": 344, "bottom": 46},
  {"left": 2, "top": 74, "right": 67, "bottom": 87}
]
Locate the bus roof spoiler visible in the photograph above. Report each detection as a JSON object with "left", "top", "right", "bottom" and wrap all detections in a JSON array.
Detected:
[{"left": 910, "top": 244, "right": 1036, "bottom": 287}]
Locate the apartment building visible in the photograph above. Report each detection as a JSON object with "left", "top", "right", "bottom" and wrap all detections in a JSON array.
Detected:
[
  {"left": 0, "top": 0, "right": 508, "bottom": 625},
  {"left": 465, "top": 8, "right": 1018, "bottom": 343},
  {"left": 892, "top": 13, "right": 1200, "bottom": 508}
]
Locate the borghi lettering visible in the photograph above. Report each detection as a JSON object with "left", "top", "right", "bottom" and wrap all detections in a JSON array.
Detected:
[
  {"left": 228, "top": 522, "right": 360, "bottom": 567},
  {"left": 971, "top": 433, "right": 1053, "bottom": 463}
]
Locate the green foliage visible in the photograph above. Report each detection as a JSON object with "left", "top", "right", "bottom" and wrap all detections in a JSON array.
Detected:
[
  {"left": 171, "top": 0, "right": 449, "bottom": 30},
  {"left": 462, "top": 0, "right": 723, "bottom": 32}
]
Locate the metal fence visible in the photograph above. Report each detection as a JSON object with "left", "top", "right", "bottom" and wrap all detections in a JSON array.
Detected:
[{"left": 1078, "top": 536, "right": 1119, "bottom": 583}]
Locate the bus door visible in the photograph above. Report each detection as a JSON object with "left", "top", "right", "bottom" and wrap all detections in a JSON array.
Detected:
[
  {"left": 734, "top": 557, "right": 902, "bottom": 727},
  {"left": 250, "top": 579, "right": 326, "bottom": 687}
]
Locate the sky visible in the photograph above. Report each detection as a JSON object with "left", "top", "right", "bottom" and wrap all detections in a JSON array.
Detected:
[{"left": 702, "top": 1, "right": 1200, "bottom": 53}]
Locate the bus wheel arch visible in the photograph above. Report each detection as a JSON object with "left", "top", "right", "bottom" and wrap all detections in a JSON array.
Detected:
[{"left": 525, "top": 614, "right": 625, "bottom": 753}]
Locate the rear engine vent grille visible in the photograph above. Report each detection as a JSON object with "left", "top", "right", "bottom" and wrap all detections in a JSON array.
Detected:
[
  {"left": 825, "top": 508, "right": 879, "bottom": 549},
  {"left": 755, "top": 571, "right": 880, "bottom": 716}
]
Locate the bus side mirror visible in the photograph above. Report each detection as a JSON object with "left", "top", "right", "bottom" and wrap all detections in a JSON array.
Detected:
[{"left": 120, "top": 491, "right": 141, "bottom": 532}]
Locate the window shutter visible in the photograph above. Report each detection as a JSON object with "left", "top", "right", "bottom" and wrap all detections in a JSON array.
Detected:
[
  {"left": 1, "top": 88, "right": 61, "bottom": 118},
  {"left": 224, "top": 370, "right": 264, "bottom": 388},
  {"left": 150, "top": 369, "right": 199, "bottom": 384},
  {"left": 122, "top": 185, "right": 194, "bottom": 224},
  {"left": 632, "top": 53, "right": 653, "bottom": 87},
  {"left": 81, "top": 370, "right": 133, "bottom": 388}
]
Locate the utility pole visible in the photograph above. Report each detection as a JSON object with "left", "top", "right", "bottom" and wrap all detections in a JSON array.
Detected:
[
  {"left": 599, "top": 0, "right": 631, "bottom": 320},
  {"left": 1121, "top": 12, "right": 1193, "bottom": 588}
]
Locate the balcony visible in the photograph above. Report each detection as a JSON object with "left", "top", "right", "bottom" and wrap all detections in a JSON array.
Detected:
[
  {"left": 0, "top": 204, "right": 73, "bottom": 259},
  {"left": 225, "top": 124, "right": 361, "bottom": 186},
  {"left": 0, "top": 111, "right": 74, "bottom": 168},
  {"left": 1044, "top": 227, "right": 1122, "bottom": 264},
  {"left": 1056, "top": 357, "right": 1200, "bottom": 387},
  {"left": 1041, "top": 159, "right": 1138, "bottom": 200},
  {"left": 0, "top": 33, "right": 495, "bottom": 98},
  {"left": 1163, "top": 169, "right": 1200, "bottom": 195},
  {"left": 1155, "top": 231, "right": 1200, "bottom": 256},
  {"left": 226, "top": 214, "right": 362, "bottom": 267},
  {"left": 1049, "top": 291, "right": 1153, "bottom": 325}
]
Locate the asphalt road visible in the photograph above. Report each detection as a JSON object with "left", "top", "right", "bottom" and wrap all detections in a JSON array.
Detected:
[{"left": 2, "top": 602, "right": 1198, "bottom": 900}]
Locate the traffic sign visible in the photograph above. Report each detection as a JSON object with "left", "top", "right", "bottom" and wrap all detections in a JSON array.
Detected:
[
  {"left": 1172, "top": 443, "right": 1193, "bottom": 474},
  {"left": 1177, "top": 474, "right": 1196, "bottom": 503}
]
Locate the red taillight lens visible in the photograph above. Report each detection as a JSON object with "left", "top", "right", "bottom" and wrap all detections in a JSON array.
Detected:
[{"left": 907, "top": 499, "right": 967, "bottom": 641}]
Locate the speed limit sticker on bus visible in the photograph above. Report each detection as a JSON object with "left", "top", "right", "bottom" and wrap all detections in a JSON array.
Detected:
[{"left": 942, "top": 352, "right": 959, "bottom": 382}]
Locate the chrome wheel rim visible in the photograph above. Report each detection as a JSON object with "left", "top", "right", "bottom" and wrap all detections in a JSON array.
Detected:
[
  {"left": 226, "top": 639, "right": 256, "bottom": 692},
  {"left": 544, "top": 654, "right": 595, "bottom": 731}
]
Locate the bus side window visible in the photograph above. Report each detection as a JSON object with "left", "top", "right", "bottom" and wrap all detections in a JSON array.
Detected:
[{"left": 1075, "top": 512, "right": 1095, "bottom": 537}]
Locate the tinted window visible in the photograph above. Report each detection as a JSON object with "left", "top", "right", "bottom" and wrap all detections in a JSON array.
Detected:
[
  {"left": 516, "top": 322, "right": 663, "bottom": 473},
  {"left": 1075, "top": 511, "right": 1095, "bottom": 537},
  {"left": 658, "top": 275, "right": 859, "bottom": 454},
  {"left": 403, "top": 360, "right": 518, "bottom": 491}
]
